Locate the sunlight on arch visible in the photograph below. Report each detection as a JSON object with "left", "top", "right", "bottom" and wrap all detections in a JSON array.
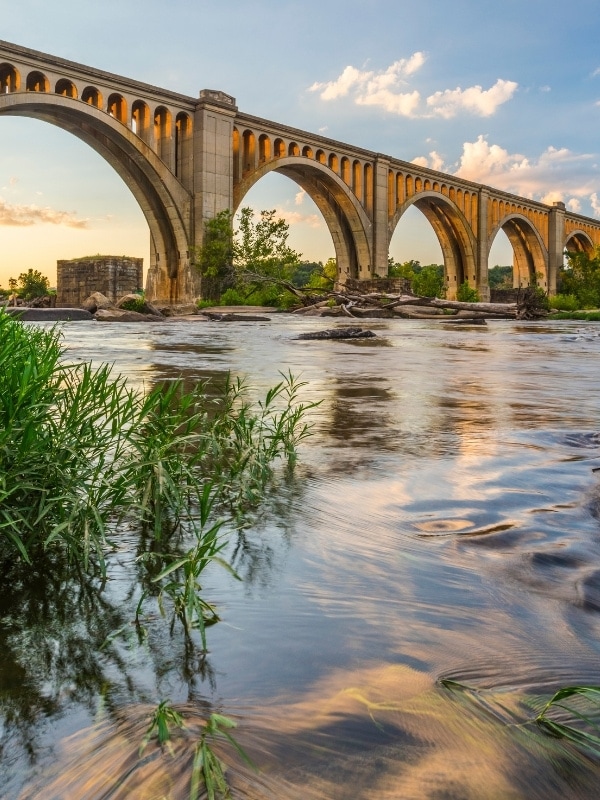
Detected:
[
  {"left": 389, "top": 205, "right": 443, "bottom": 267},
  {"left": 234, "top": 172, "right": 335, "bottom": 264},
  {"left": 0, "top": 118, "right": 149, "bottom": 289}
]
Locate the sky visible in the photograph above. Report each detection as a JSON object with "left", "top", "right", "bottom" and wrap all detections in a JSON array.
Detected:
[{"left": 2, "top": 0, "right": 600, "bottom": 287}]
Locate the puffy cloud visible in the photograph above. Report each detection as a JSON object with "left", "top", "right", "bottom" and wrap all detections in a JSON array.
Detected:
[
  {"left": 414, "top": 136, "right": 600, "bottom": 217},
  {"left": 426, "top": 79, "right": 518, "bottom": 118},
  {"left": 0, "top": 198, "right": 88, "bottom": 228},
  {"left": 309, "top": 56, "right": 517, "bottom": 119},
  {"left": 295, "top": 189, "right": 306, "bottom": 206},
  {"left": 271, "top": 206, "right": 322, "bottom": 229}
]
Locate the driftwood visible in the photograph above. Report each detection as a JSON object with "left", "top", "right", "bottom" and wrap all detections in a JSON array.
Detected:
[{"left": 290, "top": 287, "right": 546, "bottom": 320}]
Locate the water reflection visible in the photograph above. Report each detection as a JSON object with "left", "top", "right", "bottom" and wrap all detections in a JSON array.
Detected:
[{"left": 6, "top": 317, "right": 600, "bottom": 798}]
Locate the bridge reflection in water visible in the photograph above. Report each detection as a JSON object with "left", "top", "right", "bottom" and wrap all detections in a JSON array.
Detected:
[{"left": 4, "top": 315, "right": 600, "bottom": 799}]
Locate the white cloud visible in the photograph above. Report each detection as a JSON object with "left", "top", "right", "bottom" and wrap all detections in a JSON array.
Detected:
[
  {"left": 295, "top": 189, "right": 306, "bottom": 206},
  {"left": 411, "top": 150, "right": 444, "bottom": 171},
  {"left": 0, "top": 198, "right": 88, "bottom": 228},
  {"left": 414, "top": 135, "right": 600, "bottom": 217},
  {"left": 275, "top": 207, "right": 322, "bottom": 228},
  {"left": 426, "top": 79, "right": 518, "bottom": 118},
  {"left": 592, "top": 67, "right": 600, "bottom": 78},
  {"left": 309, "top": 56, "right": 517, "bottom": 119}
]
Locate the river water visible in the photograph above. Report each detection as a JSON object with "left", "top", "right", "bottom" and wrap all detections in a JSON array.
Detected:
[{"left": 5, "top": 315, "right": 600, "bottom": 799}]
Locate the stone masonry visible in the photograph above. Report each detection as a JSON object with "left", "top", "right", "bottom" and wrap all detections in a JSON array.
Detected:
[{"left": 57, "top": 256, "right": 143, "bottom": 307}]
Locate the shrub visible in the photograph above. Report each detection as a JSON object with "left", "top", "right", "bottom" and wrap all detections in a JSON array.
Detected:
[
  {"left": 456, "top": 282, "right": 480, "bottom": 303},
  {"left": 549, "top": 293, "right": 579, "bottom": 311}
]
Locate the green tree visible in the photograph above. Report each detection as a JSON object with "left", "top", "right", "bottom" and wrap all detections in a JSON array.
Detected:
[
  {"left": 559, "top": 248, "right": 600, "bottom": 308},
  {"left": 456, "top": 282, "right": 480, "bottom": 302},
  {"left": 412, "top": 264, "right": 445, "bottom": 298},
  {"left": 307, "top": 257, "right": 337, "bottom": 290},
  {"left": 194, "top": 210, "right": 234, "bottom": 302},
  {"left": 488, "top": 265, "right": 513, "bottom": 290},
  {"left": 388, "top": 258, "right": 420, "bottom": 280},
  {"left": 14, "top": 269, "right": 50, "bottom": 300}
]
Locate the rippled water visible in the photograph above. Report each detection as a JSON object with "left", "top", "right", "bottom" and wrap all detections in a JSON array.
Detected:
[{"left": 5, "top": 315, "right": 600, "bottom": 799}]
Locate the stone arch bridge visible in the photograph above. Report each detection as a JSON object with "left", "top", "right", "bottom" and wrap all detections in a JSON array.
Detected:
[{"left": 2, "top": 39, "right": 599, "bottom": 303}]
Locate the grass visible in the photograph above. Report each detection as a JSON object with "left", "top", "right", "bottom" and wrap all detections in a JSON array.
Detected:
[
  {"left": 0, "top": 308, "right": 316, "bottom": 797},
  {"left": 548, "top": 310, "right": 600, "bottom": 321}
]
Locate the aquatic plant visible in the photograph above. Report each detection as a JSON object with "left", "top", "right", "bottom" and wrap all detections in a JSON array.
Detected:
[
  {"left": 535, "top": 685, "right": 600, "bottom": 753},
  {"left": 0, "top": 309, "right": 315, "bottom": 797}
]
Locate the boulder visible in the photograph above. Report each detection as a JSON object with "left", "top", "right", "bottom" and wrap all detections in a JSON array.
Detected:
[
  {"left": 116, "top": 294, "right": 164, "bottom": 317},
  {"left": 155, "top": 303, "right": 199, "bottom": 317},
  {"left": 297, "top": 327, "right": 376, "bottom": 340},
  {"left": 94, "top": 308, "right": 165, "bottom": 322},
  {"left": 82, "top": 292, "right": 114, "bottom": 313}
]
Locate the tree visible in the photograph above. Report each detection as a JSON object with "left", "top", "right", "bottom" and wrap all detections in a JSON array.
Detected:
[
  {"left": 411, "top": 264, "right": 445, "bottom": 298},
  {"left": 194, "top": 210, "right": 234, "bottom": 302},
  {"left": 13, "top": 269, "right": 50, "bottom": 300},
  {"left": 194, "top": 208, "right": 303, "bottom": 306},
  {"left": 234, "top": 208, "right": 301, "bottom": 288},
  {"left": 307, "top": 257, "right": 337, "bottom": 290},
  {"left": 559, "top": 248, "right": 600, "bottom": 308}
]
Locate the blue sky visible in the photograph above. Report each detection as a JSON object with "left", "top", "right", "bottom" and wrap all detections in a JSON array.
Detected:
[{"left": 2, "top": 0, "right": 600, "bottom": 286}]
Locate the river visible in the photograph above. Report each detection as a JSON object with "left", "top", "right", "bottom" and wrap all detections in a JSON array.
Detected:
[{"left": 4, "top": 315, "right": 600, "bottom": 799}]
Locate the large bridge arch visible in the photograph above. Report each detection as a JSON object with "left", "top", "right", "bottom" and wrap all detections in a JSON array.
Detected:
[
  {"left": 391, "top": 193, "right": 477, "bottom": 299},
  {"left": 564, "top": 229, "right": 594, "bottom": 255},
  {"left": 490, "top": 214, "right": 548, "bottom": 290},
  {"left": 233, "top": 156, "right": 373, "bottom": 282},
  {"left": 0, "top": 92, "right": 195, "bottom": 302}
]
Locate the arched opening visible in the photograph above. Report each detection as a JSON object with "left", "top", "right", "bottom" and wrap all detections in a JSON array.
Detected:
[
  {"left": 26, "top": 71, "right": 49, "bottom": 92},
  {"left": 274, "top": 138, "right": 285, "bottom": 158},
  {"left": 0, "top": 63, "right": 20, "bottom": 93},
  {"left": 132, "top": 100, "right": 151, "bottom": 143},
  {"left": 233, "top": 171, "right": 335, "bottom": 286},
  {"left": 302, "top": 146, "right": 313, "bottom": 159},
  {"left": 389, "top": 205, "right": 444, "bottom": 291},
  {"left": 0, "top": 93, "right": 194, "bottom": 303},
  {"left": 288, "top": 141, "right": 299, "bottom": 157},
  {"left": 107, "top": 93, "right": 127, "bottom": 123},
  {"left": 243, "top": 129, "right": 256, "bottom": 173},
  {"left": 153, "top": 106, "right": 172, "bottom": 166},
  {"left": 259, "top": 134, "right": 271, "bottom": 164},
  {"left": 352, "top": 160, "right": 362, "bottom": 202},
  {"left": 175, "top": 112, "right": 192, "bottom": 188},
  {"left": 493, "top": 215, "right": 548, "bottom": 290},
  {"left": 390, "top": 196, "right": 476, "bottom": 300},
  {"left": 81, "top": 86, "right": 102, "bottom": 108},
  {"left": 0, "top": 116, "right": 149, "bottom": 293},
  {"left": 55, "top": 79, "right": 77, "bottom": 99},
  {"left": 564, "top": 230, "right": 594, "bottom": 256},
  {"left": 234, "top": 158, "right": 373, "bottom": 283},
  {"left": 488, "top": 228, "right": 514, "bottom": 295}
]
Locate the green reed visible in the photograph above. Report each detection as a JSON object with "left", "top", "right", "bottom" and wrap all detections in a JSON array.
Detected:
[{"left": 0, "top": 310, "right": 315, "bottom": 797}]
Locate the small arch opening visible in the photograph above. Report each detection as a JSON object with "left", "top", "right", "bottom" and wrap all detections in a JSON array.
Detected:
[
  {"left": 55, "top": 79, "right": 77, "bottom": 98},
  {"left": 26, "top": 71, "right": 49, "bottom": 92}
]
